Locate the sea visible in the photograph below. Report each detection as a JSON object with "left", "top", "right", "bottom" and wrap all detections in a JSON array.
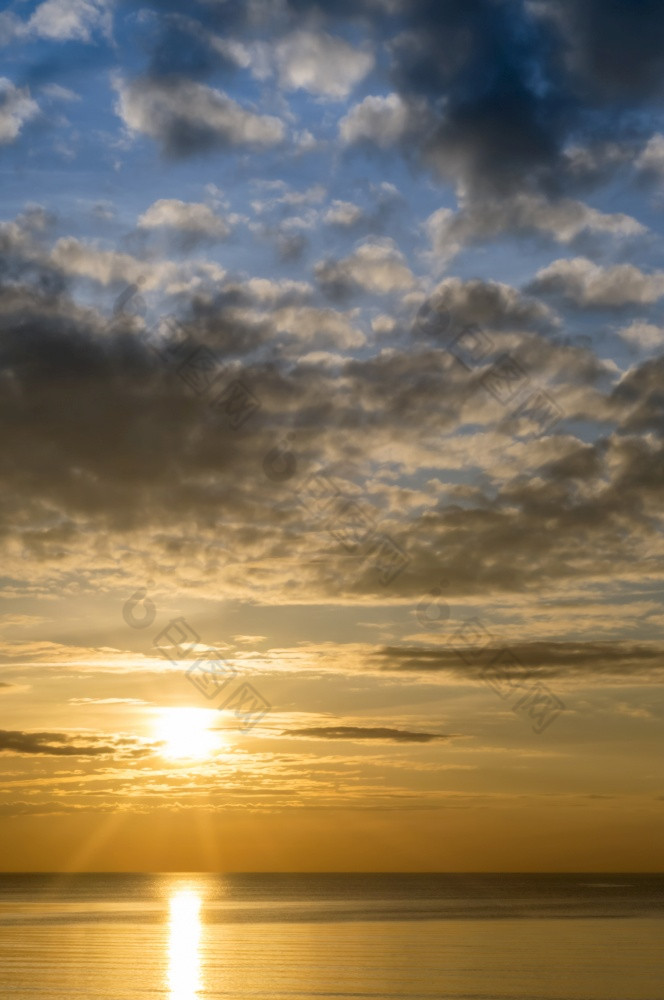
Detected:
[{"left": 0, "top": 873, "right": 662, "bottom": 999}]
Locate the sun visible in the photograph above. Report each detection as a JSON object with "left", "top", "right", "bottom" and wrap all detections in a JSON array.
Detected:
[{"left": 154, "top": 708, "right": 220, "bottom": 761}]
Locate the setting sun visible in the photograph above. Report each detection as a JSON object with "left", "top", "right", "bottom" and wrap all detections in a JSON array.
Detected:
[{"left": 154, "top": 709, "right": 220, "bottom": 761}]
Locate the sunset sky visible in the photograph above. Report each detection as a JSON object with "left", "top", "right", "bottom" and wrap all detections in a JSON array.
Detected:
[{"left": 1, "top": 0, "right": 663, "bottom": 872}]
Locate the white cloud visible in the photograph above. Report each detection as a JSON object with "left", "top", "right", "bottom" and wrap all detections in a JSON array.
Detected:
[
  {"left": 240, "top": 278, "right": 312, "bottom": 304},
  {"left": 316, "top": 239, "right": 416, "bottom": 295},
  {"left": 50, "top": 237, "right": 173, "bottom": 289},
  {"left": 636, "top": 134, "right": 664, "bottom": 179},
  {"left": 0, "top": 78, "right": 39, "bottom": 145},
  {"left": 293, "top": 129, "right": 320, "bottom": 152},
  {"left": 324, "top": 200, "right": 363, "bottom": 227},
  {"left": 618, "top": 322, "right": 664, "bottom": 350},
  {"left": 209, "top": 36, "right": 253, "bottom": 71},
  {"left": 27, "top": 0, "right": 110, "bottom": 42},
  {"left": 49, "top": 237, "right": 225, "bottom": 294},
  {"left": 137, "top": 199, "right": 231, "bottom": 240},
  {"left": 272, "top": 306, "right": 366, "bottom": 348},
  {"left": 563, "top": 141, "right": 631, "bottom": 177},
  {"left": 274, "top": 30, "right": 373, "bottom": 99},
  {"left": 371, "top": 314, "right": 396, "bottom": 334},
  {"left": 346, "top": 240, "right": 416, "bottom": 293},
  {"left": 250, "top": 184, "right": 326, "bottom": 218},
  {"left": 531, "top": 258, "right": 664, "bottom": 307},
  {"left": 279, "top": 184, "right": 326, "bottom": 206},
  {"left": 339, "top": 93, "right": 410, "bottom": 147}
]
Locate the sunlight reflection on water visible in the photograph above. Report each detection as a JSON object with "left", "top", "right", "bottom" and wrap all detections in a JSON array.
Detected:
[
  {"left": 167, "top": 888, "right": 203, "bottom": 1000},
  {"left": 1, "top": 875, "right": 664, "bottom": 1000}
]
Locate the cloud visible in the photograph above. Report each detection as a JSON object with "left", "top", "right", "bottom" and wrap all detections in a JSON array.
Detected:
[
  {"left": 41, "top": 83, "right": 80, "bottom": 102},
  {"left": 371, "top": 314, "right": 396, "bottom": 334},
  {"left": 529, "top": 258, "right": 664, "bottom": 307},
  {"left": 0, "top": 202, "right": 662, "bottom": 611},
  {"left": 373, "top": 642, "right": 664, "bottom": 683},
  {"left": 541, "top": 0, "right": 664, "bottom": 101},
  {"left": 0, "top": 0, "right": 110, "bottom": 46},
  {"left": 0, "top": 728, "right": 151, "bottom": 757},
  {"left": 47, "top": 235, "right": 226, "bottom": 291},
  {"left": 315, "top": 238, "right": 416, "bottom": 297},
  {"left": 563, "top": 141, "right": 632, "bottom": 183},
  {"left": 339, "top": 93, "right": 412, "bottom": 147},
  {"left": 618, "top": 322, "right": 664, "bottom": 351},
  {"left": 114, "top": 76, "right": 285, "bottom": 157},
  {"left": 426, "top": 194, "right": 645, "bottom": 263},
  {"left": 0, "top": 78, "right": 39, "bottom": 145},
  {"left": 636, "top": 134, "right": 664, "bottom": 181},
  {"left": 49, "top": 237, "right": 176, "bottom": 288},
  {"left": 138, "top": 199, "right": 232, "bottom": 242},
  {"left": 274, "top": 30, "right": 374, "bottom": 99},
  {"left": 417, "top": 276, "right": 558, "bottom": 335},
  {"left": 609, "top": 355, "right": 664, "bottom": 435},
  {"left": 324, "top": 200, "right": 364, "bottom": 227},
  {"left": 271, "top": 305, "right": 366, "bottom": 349},
  {"left": 282, "top": 726, "right": 455, "bottom": 743},
  {"left": 251, "top": 183, "right": 326, "bottom": 214},
  {"left": 386, "top": 0, "right": 571, "bottom": 197},
  {"left": 26, "top": 0, "right": 111, "bottom": 42},
  {"left": 336, "top": 0, "right": 664, "bottom": 201}
]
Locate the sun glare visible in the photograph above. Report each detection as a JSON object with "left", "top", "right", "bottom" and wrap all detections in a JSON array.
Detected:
[{"left": 155, "top": 708, "right": 220, "bottom": 761}]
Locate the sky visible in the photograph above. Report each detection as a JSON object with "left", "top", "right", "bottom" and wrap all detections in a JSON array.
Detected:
[{"left": 0, "top": 0, "right": 663, "bottom": 872}]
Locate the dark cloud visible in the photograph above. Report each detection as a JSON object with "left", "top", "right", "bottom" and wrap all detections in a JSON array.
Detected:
[
  {"left": 276, "top": 232, "right": 308, "bottom": 263},
  {"left": 314, "top": 0, "right": 663, "bottom": 202},
  {"left": 1, "top": 202, "right": 664, "bottom": 605},
  {"left": 609, "top": 356, "right": 664, "bottom": 436},
  {"left": 374, "top": 642, "right": 664, "bottom": 682},
  {"left": 380, "top": 0, "right": 572, "bottom": 196},
  {"left": 282, "top": 726, "right": 455, "bottom": 742},
  {"left": 546, "top": 0, "right": 664, "bottom": 102},
  {"left": 538, "top": 443, "right": 606, "bottom": 482},
  {"left": 0, "top": 225, "right": 68, "bottom": 299},
  {"left": 414, "top": 278, "right": 557, "bottom": 344},
  {"left": 0, "top": 728, "right": 151, "bottom": 757},
  {"left": 115, "top": 76, "right": 285, "bottom": 158}
]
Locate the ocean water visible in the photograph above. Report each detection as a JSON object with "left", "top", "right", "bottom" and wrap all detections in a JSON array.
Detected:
[{"left": 0, "top": 873, "right": 662, "bottom": 1000}]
